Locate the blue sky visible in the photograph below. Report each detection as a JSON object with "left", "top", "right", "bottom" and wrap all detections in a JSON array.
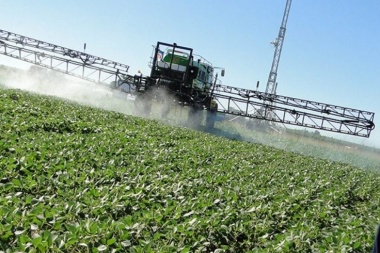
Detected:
[{"left": 1, "top": 1, "right": 379, "bottom": 147}]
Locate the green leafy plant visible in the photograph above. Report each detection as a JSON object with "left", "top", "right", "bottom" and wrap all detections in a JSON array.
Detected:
[{"left": 0, "top": 88, "right": 379, "bottom": 252}]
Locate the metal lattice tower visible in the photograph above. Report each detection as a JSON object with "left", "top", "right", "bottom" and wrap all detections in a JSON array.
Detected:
[{"left": 265, "top": 0, "right": 292, "bottom": 95}]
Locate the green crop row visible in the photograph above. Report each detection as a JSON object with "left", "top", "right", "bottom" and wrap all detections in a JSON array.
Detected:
[{"left": 1, "top": 88, "right": 380, "bottom": 252}]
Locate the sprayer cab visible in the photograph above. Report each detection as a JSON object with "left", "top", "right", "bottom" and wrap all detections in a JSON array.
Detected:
[
  {"left": 150, "top": 42, "right": 196, "bottom": 85},
  {"left": 149, "top": 41, "right": 217, "bottom": 107}
]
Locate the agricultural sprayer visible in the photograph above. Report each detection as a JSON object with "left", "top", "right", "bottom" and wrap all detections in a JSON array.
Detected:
[{"left": 0, "top": 29, "right": 375, "bottom": 138}]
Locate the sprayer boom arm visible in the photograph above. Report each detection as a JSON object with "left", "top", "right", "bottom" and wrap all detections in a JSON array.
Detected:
[
  {"left": 210, "top": 83, "right": 374, "bottom": 138},
  {"left": 0, "top": 29, "right": 130, "bottom": 84}
]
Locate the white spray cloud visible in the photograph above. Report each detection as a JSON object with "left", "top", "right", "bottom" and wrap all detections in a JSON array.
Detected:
[
  {"left": 1, "top": 65, "right": 378, "bottom": 170},
  {"left": 1, "top": 66, "right": 135, "bottom": 115}
]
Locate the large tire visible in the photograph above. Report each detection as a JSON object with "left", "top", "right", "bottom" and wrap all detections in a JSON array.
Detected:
[
  {"left": 187, "top": 105, "right": 203, "bottom": 128},
  {"left": 156, "top": 88, "right": 171, "bottom": 118},
  {"left": 134, "top": 93, "right": 152, "bottom": 117},
  {"left": 206, "top": 99, "right": 218, "bottom": 129},
  {"left": 206, "top": 111, "right": 216, "bottom": 129},
  {"left": 161, "top": 101, "right": 171, "bottom": 118}
]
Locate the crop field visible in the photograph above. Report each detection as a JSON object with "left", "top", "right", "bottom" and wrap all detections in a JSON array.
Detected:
[{"left": 1, "top": 87, "right": 380, "bottom": 252}]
